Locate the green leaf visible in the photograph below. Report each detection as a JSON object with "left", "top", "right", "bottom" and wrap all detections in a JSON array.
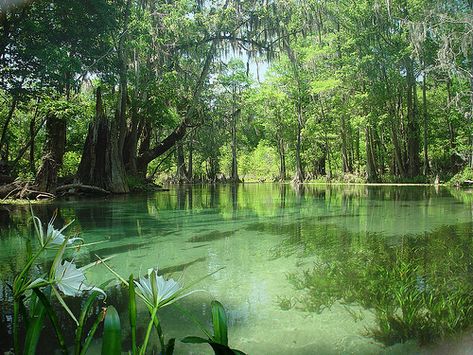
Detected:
[
  {"left": 52, "top": 286, "right": 78, "bottom": 325},
  {"left": 129, "top": 274, "right": 137, "bottom": 355},
  {"left": 75, "top": 280, "right": 111, "bottom": 355},
  {"left": 80, "top": 308, "right": 106, "bottom": 355},
  {"left": 209, "top": 342, "right": 239, "bottom": 355},
  {"left": 24, "top": 293, "right": 47, "bottom": 355},
  {"left": 33, "top": 288, "right": 68, "bottom": 354},
  {"left": 139, "top": 306, "right": 158, "bottom": 355},
  {"left": 101, "top": 306, "right": 121, "bottom": 355},
  {"left": 211, "top": 300, "right": 228, "bottom": 346}
]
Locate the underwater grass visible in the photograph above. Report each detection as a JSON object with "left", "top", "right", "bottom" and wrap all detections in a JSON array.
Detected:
[{"left": 279, "top": 223, "right": 473, "bottom": 346}]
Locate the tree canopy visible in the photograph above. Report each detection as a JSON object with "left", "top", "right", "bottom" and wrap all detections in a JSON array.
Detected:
[{"left": 0, "top": 0, "right": 472, "bottom": 195}]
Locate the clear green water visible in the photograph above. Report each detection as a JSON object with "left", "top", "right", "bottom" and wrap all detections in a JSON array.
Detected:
[{"left": 1, "top": 184, "right": 473, "bottom": 354}]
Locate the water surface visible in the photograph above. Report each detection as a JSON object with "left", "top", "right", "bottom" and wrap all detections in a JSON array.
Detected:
[{"left": 1, "top": 184, "right": 473, "bottom": 354}]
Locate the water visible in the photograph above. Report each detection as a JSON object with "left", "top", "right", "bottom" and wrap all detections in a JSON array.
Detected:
[{"left": 1, "top": 184, "right": 473, "bottom": 354}]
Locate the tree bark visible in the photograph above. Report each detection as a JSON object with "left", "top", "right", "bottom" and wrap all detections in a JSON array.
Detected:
[
  {"left": 422, "top": 67, "right": 429, "bottom": 175},
  {"left": 0, "top": 96, "right": 16, "bottom": 163},
  {"left": 34, "top": 112, "right": 66, "bottom": 193},
  {"left": 365, "top": 125, "right": 378, "bottom": 182},
  {"left": 136, "top": 37, "right": 218, "bottom": 174},
  {"left": 340, "top": 113, "right": 352, "bottom": 173},
  {"left": 469, "top": 0, "right": 473, "bottom": 168},
  {"left": 230, "top": 102, "right": 240, "bottom": 183},
  {"left": 116, "top": 0, "right": 131, "bottom": 157},
  {"left": 406, "top": 58, "right": 420, "bottom": 177},
  {"left": 176, "top": 141, "right": 188, "bottom": 183},
  {"left": 77, "top": 87, "right": 129, "bottom": 193},
  {"left": 278, "top": 137, "right": 286, "bottom": 181},
  {"left": 29, "top": 112, "right": 36, "bottom": 174},
  {"left": 283, "top": 36, "right": 305, "bottom": 183},
  {"left": 187, "top": 133, "right": 193, "bottom": 181}
]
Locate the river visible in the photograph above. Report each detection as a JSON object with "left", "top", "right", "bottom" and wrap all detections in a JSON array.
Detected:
[{"left": 1, "top": 184, "right": 473, "bottom": 354}]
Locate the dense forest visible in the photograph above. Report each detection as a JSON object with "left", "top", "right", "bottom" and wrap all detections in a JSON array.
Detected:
[{"left": 0, "top": 0, "right": 472, "bottom": 196}]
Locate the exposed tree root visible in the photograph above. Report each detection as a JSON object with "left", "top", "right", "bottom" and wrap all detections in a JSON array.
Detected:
[
  {"left": 0, "top": 181, "right": 55, "bottom": 200},
  {"left": 56, "top": 184, "right": 111, "bottom": 196},
  {"left": 0, "top": 181, "right": 112, "bottom": 201}
]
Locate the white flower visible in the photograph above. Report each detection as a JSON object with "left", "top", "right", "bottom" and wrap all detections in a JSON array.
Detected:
[
  {"left": 135, "top": 268, "right": 182, "bottom": 307},
  {"left": 48, "top": 224, "right": 83, "bottom": 245},
  {"left": 55, "top": 260, "right": 105, "bottom": 297},
  {"left": 32, "top": 212, "right": 81, "bottom": 247}
]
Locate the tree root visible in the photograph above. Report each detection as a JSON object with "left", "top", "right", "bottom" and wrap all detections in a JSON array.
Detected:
[
  {"left": 56, "top": 184, "right": 111, "bottom": 196},
  {"left": 0, "top": 181, "right": 56, "bottom": 200},
  {"left": 0, "top": 181, "right": 111, "bottom": 201}
]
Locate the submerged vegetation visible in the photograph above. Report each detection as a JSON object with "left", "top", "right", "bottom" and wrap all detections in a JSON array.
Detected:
[{"left": 278, "top": 222, "right": 473, "bottom": 346}]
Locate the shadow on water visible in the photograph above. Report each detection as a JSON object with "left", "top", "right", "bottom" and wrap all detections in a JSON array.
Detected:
[
  {"left": 187, "top": 230, "right": 236, "bottom": 243},
  {"left": 158, "top": 257, "right": 207, "bottom": 275},
  {"left": 88, "top": 241, "right": 152, "bottom": 258}
]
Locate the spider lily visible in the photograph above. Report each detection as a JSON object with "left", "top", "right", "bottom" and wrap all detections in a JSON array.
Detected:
[
  {"left": 98, "top": 258, "right": 202, "bottom": 310},
  {"left": 54, "top": 260, "right": 106, "bottom": 297},
  {"left": 135, "top": 268, "right": 184, "bottom": 308},
  {"left": 48, "top": 224, "right": 83, "bottom": 246},
  {"left": 31, "top": 210, "right": 82, "bottom": 247}
]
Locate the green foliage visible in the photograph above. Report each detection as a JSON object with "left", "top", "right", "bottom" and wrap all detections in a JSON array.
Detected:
[
  {"left": 283, "top": 226, "right": 473, "bottom": 345},
  {"left": 61, "top": 151, "right": 81, "bottom": 177},
  {"left": 182, "top": 300, "right": 247, "bottom": 355},
  {"left": 240, "top": 141, "right": 279, "bottom": 180},
  {"left": 101, "top": 306, "right": 121, "bottom": 355},
  {"left": 448, "top": 167, "right": 473, "bottom": 187}
]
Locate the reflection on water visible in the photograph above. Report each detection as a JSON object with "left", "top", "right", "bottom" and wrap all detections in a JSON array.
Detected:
[{"left": 1, "top": 184, "right": 473, "bottom": 354}]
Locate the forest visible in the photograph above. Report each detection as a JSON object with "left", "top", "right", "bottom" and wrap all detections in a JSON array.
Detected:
[{"left": 0, "top": 0, "right": 473, "bottom": 197}]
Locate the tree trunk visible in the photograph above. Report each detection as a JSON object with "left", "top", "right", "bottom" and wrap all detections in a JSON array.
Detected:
[
  {"left": 312, "top": 147, "right": 326, "bottom": 178},
  {"left": 340, "top": 114, "right": 352, "bottom": 173},
  {"left": 34, "top": 112, "right": 66, "bottom": 193},
  {"left": 116, "top": 0, "right": 131, "bottom": 157},
  {"left": 230, "top": 106, "right": 240, "bottom": 183},
  {"left": 365, "top": 125, "right": 378, "bottom": 182},
  {"left": 123, "top": 49, "right": 142, "bottom": 177},
  {"left": 278, "top": 137, "right": 286, "bottom": 181},
  {"left": 123, "top": 126, "right": 138, "bottom": 176},
  {"left": 0, "top": 96, "right": 16, "bottom": 165},
  {"left": 468, "top": 0, "right": 473, "bottom": 168},
  {"left": 406, "top": 58, "right": 420, "bottom": 177},
  {"left": 293, "top": 100, "right": 304, "bottom": 183},
  {"left": 136, "top": 38, "right": 218, "bottom": 173},
  {"left": 176, "top": 141, "right": 188, "bottom": 183},
  {"left": 77, "top": 88, "right": 129, "bottom": 193},
  {"left": 29, "top": 114, "right": 36, "bottom": 174},
  {"left": 422, "top": 67, "right": 429, "bottom": 175},
  {"left": 283, "top": 36, "right": 304, "bottom": 184},
  {"left": 187, "top": 134, "right": 193, "bottom": 182},
  {"left": 390, "top": 117, "right": 405, "bottom": 177},
  {"left": 355, "top": 127, "right": 360, "bottom": 173}
]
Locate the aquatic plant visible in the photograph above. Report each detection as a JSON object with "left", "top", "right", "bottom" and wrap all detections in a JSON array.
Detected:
[
  {"left": 279, "top": 225, "right": 473, "bottom": 346},
  {"left": 182, "top": 300, "right": 247, "bottom": 354},
  {"left": 99, "top": 260, "right": 244, "bottom": 355},
  {"left": 8, "top": 211, "right": 245, "bottom": 355},
  {"left": 11, "top": 212, "right": 108, "bottom": 354}
]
